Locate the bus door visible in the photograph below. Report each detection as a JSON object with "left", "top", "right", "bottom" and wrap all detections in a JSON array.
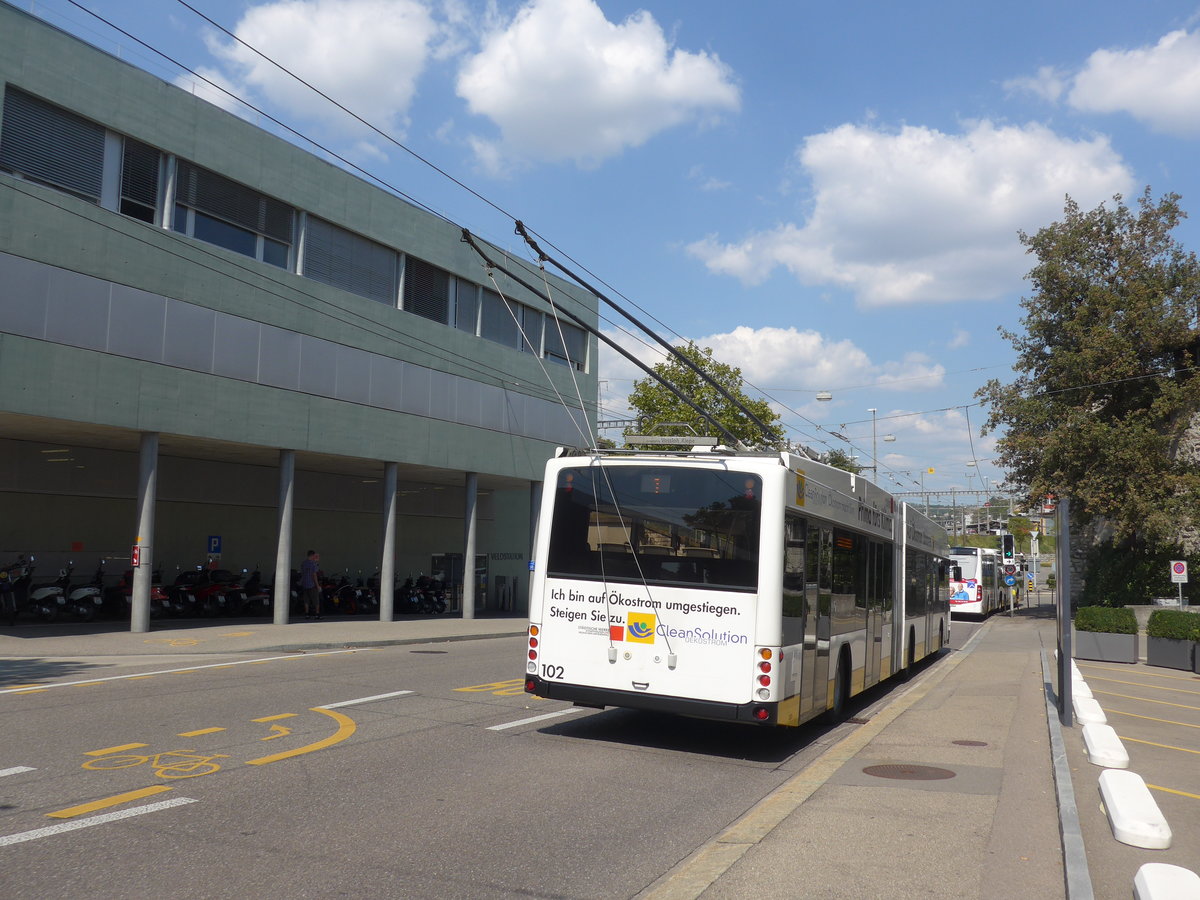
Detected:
[
  {"left": 865, "top": 541, "right": 883, "bottom": 685},
  {"left": 806, "top": 527, "right": 832, "bottom": 715}
]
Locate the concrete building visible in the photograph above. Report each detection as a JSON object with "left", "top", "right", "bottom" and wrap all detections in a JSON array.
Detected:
[{"left": 0, "top": 2, "right": 598, "bottom": 626}]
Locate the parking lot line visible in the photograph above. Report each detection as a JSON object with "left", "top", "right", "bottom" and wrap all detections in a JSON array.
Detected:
[
  {"left": 1147, "top": 784, "right": 1200, "bottom": 801},
  {"left": 1093, "top": 691, "right": 1200, "bottom": 711},
  {"left": 1107, "top": 709, "right": 1200, "bottom": 729},
  {"left": 1119, "top": 736, "right": 1200, "bottom": 755}
]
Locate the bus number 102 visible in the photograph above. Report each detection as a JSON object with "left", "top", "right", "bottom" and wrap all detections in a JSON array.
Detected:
[{"left": 541, "top": 664, "right": 564, "bottom": 680}]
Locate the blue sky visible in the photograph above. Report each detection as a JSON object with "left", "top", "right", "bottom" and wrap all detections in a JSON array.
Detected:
[{"left": 21, "top": 0, "right": 1200, "bottom": 502}]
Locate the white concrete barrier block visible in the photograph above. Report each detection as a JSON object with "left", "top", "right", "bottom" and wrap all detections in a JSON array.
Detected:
[
  {"left": 1099, "top": 770, "right": 1172, "bottom": 849},
  {"left": 1074, "top": 695, "right": 1107, "bottom": 725},
  {"left": 1134, "top": 863, "right": 1200, "bottom": 899},
  {"left": 1082, "top": 723, "right": 1129, "bottom": 768},
  {"left": 1073, "top": 680, "right": 1093, "bottom": 699}
]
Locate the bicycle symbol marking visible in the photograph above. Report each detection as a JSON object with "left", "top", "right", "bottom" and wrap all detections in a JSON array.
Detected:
[{"left": 82, "top": 748, "right": 229, "bottom": 779}]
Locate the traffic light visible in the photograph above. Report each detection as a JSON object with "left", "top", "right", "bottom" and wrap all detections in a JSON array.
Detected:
[{"left": 1002, "top": 533, "right": 1015, "bottom": 560}]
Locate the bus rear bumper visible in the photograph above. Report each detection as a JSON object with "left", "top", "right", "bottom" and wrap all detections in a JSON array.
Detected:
[{"left": 525, "top": 676, "right": 778, "bottom": 725}]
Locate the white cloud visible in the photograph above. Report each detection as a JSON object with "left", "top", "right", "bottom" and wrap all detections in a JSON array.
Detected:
[
  {"left": 456, "top": 0, "right": 740, "bottom": 172},
  {"left": 1069, "top": 29, "right": 1200, "bottom": 136},
  {"left": 597, "top": 324, "right": 945, "bottom": 420},
  {"left": 948, "top": 329, "right": 970, "bottom": 350},
  {"left": 204, "top": 0, "right": 438, "bottom": 138},
  {"left": 1003, "top": 65, "right": 1068, "bottom": 103},
  {"left": 687, "top": 121, "right": 1132, "bottom": 306}
]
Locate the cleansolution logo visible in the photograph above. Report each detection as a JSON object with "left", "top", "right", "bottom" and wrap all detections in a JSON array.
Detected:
[{"left": 626, "top": 613, "right": 656, "bottom": 643}]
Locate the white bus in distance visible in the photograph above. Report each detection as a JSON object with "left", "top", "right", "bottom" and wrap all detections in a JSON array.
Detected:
[
  {"left": 948, "top": 546, "right": 1003, "bottom": 616},
  {"left": 523, "top": 447, "right": 951, "bottom": 727}
]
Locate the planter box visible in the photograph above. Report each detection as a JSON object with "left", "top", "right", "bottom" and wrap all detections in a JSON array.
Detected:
[
  {"left": 1073, "top": 629, "right": 1137, "bottom": 664},
  {"left": 1195, "top": 647, "right": 1200, "bottom": 675},
  {"left": 1147, "top": 635, "right": 1195, "bottom": 671}
]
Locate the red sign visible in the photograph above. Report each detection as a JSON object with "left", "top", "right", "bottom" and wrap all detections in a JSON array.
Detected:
[{"left": 131, "top": 545, "right": 141, "bottom": 567}]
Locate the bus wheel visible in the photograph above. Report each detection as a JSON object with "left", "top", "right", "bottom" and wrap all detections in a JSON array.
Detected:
[{"left": 824, "top": 651, "right": 849, "bottom": 724}]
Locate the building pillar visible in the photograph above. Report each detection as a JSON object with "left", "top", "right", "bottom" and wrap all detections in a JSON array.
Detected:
[
  {"left": 462, "top": 472, "right": 478, "bottom": 620},
  {"left": 274, "top": 450, "right": 295, "bottom": 625},
  {"left": 379, "top": 462, "right": 398, "bottom": 621},
  {"left": 130, "top": 432, "right": 159, "bottom": 634}
]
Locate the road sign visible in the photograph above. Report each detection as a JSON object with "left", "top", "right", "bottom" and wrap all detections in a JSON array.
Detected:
[
  {"left": 208, "top": 535, "right": 222, "bottom": 555},
  {"left": 1004, "top": 575, "right": 1016, "bottom": 586},
  {"left": 1003, "top": 564, "right": 1017, "bottom": 576},
  {"left": 1170, "top": 560, "right": 1188, "bottom": 584}
]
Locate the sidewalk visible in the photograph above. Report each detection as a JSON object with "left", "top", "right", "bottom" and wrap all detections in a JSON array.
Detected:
[
  {"left": 643, "top": 612, "right": 1071, "bottom": 899},
  {"left": 0, "top": 612, "right": 529, "bottom": 659}
]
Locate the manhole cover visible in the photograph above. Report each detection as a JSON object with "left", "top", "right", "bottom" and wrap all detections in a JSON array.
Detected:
[
  {"left": 952, "top": 740, "right": 988, "bottom": 747},
  {"left": 410, "top": 650, "right": 448, "bottom": 654},
  {"left": 862, "top": 764, "right": 956, "bottom": 781}
]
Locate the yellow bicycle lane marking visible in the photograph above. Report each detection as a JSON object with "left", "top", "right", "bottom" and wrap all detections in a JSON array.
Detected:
[
  {"left": 47, "top": 786, "right": 173, "bottom": 819},
  {"left": 245, "top": 708, "right": 356, "bottom": 766},
  {"left": 45, "top": 708, "right": 357, "bottom": 819}
]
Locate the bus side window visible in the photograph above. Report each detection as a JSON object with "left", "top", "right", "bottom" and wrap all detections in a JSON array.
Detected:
[{"left": 950, "top": 565, "right": 962, "bottom": 582}]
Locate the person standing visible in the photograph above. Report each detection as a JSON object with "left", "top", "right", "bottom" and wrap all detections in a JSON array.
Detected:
[{"left": 300, "top": 549, "right": 321, "bottom": 620}]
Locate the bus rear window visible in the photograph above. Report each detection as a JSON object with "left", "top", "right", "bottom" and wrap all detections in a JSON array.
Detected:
[{"left": 547, "top": 466, "right": 760, "bottom": 590}]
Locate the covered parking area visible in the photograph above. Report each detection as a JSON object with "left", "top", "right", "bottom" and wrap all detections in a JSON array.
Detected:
[{"left": 0, "top": 412, "right": 541, "bottom": 631}]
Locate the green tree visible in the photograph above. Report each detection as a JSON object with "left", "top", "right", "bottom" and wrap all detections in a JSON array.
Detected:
[
  {"left": 824, "top": 449, "right": 863, "bottom": 474},
  {"left": 977, "top": 189, "right": 1200, "bottom": 547},
  {"left": 625, "top": 343, "right": 783, "bottom": 448}
]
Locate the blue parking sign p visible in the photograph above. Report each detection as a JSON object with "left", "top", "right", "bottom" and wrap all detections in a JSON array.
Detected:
[{"left": 208, "top": 535, "right": 222, "bottom": 554}]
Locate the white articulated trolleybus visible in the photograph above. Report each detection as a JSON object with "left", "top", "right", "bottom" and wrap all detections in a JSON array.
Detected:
[
  {"left": 948, "top": 546, "right": 1003, "bottom": 617},
  {"left": 523, "top": 447, "right": 951, "bottom": 727}
]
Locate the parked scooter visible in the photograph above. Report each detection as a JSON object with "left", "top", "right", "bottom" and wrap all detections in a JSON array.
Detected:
[
  {"left": 192, "top": 568, "right": 245, "bottom": 617},
  {"left": 166, "top": 567, "right": 203, "bottom": 618},
  {"left": 0, "top": 555, "right": 33, "bottom": 625},
  {"left": 108, "top": 568, "right": 169, "bottom": 619},
  {"left": 65, "top": 561, "right": 107, "bottom": 621},
  {"left": 240, "top": 568, "right": 272, "bottom": 617},
  {"left": 27, "top": 562, "right": 103, "bottom": 622}
]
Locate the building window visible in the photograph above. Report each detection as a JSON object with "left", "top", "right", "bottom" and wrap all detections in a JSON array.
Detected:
[
  {"left": 481, "top": 288, "right": 528, "bottom": 351},
  {"left": 0, "top": 87, "right": 105, "bottom": 203},
  {"left": 172, "top": 159, "right": 293, "bottom": 268},
  {"left": 403, "top": 256, "right": 450, "bottom": 324},
  {"left": 302, "top": 216, "right": 398, "bottom": 305},
  {"left": 545, "top": 319, "right": 587, "bottom": 370},
  {"left": 453, "top": 278, "right": 479, "bottom": 334},
  {"left": 119, "top": 137, "right": 161, "bottom": 224}
]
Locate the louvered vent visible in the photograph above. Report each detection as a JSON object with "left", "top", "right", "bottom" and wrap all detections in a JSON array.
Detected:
[
  {"left": 403, "top": 257, "right": 450, "bottom": 324},
  {"left": 175, "top": 159, "right": 293, "bottom": 243},
  {"left": 0, "top": 87, "right": 104, "bottom": 201},
  {"left": 303, "top": 216, "right": 397, "bottom": 305},
  {"left": 120, "top": 138, "right": 160, "bottom": 223},
  {"left": 480, "top": 288, "right": 523, "bottom": 350}
]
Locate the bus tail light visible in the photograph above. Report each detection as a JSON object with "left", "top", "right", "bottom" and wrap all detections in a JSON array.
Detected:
[
  {"left": 753, "top": 707, "right": 770, "bottom": 721},
  {"left": 976, "top": 585, "right": 982, "bottom": 603},
  {"left": 758, "top": 661, "right": 772, "bottom": 673},
  {"left": 758, "top": 674, "right": 771, "bottom": 686},
  {"left": 525, "top": 678, "right": 537, "bottom": 693},
  {"left": 528, "top": 625, "right": 540, "bottom": 662}
]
